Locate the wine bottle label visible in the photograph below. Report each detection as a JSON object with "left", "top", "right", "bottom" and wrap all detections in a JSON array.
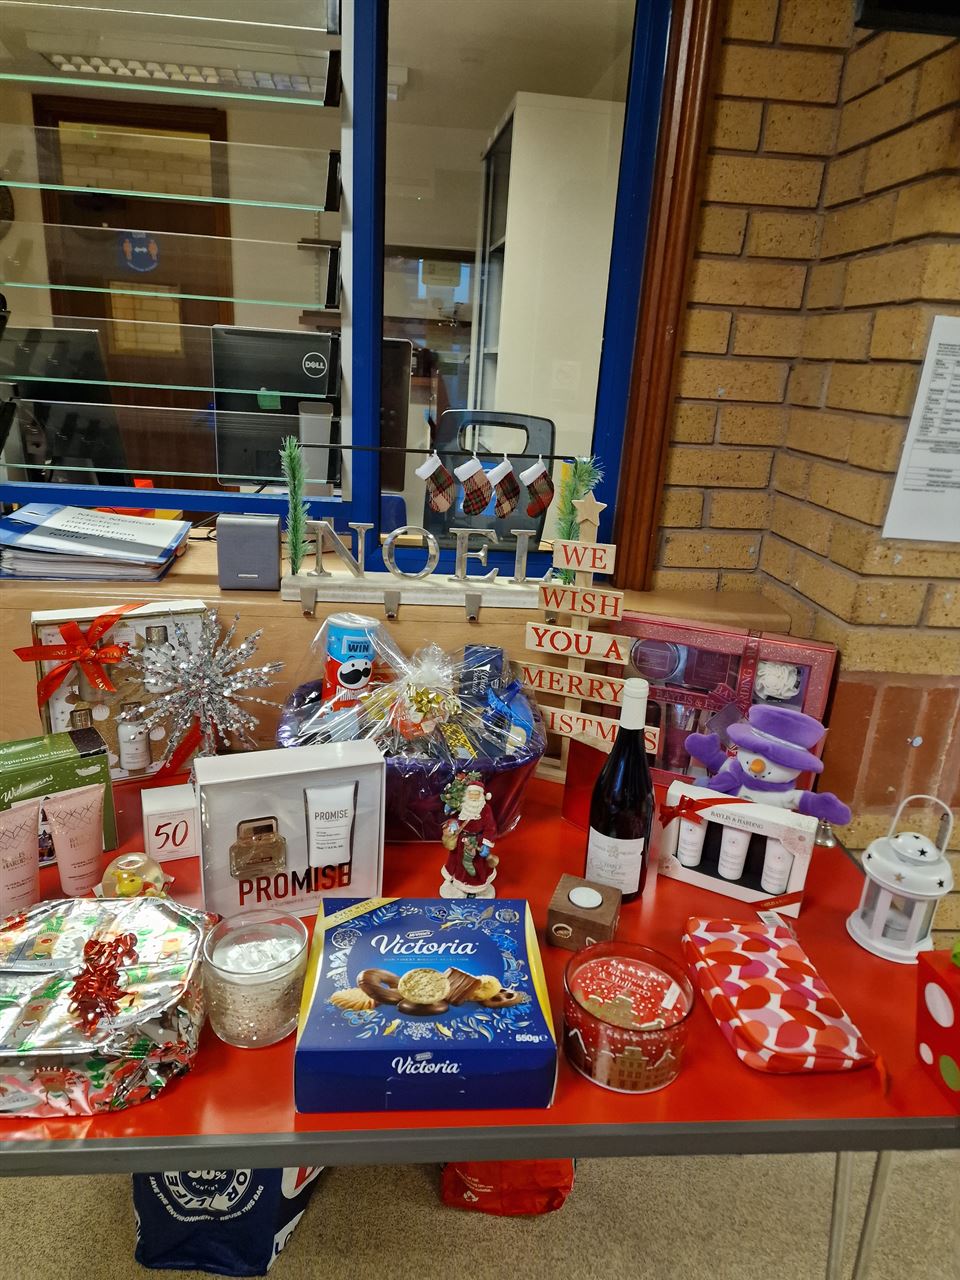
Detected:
[{"left": 585, "top": 827, "right": 645, "bottom": 894}]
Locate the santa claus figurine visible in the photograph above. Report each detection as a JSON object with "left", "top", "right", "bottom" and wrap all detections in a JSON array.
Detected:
[
  {"left": 685, "top": 704, "right": 851, "bottom": 825},
  {"left": 439, "top": 771, "right": 499, "bottom": 899}
]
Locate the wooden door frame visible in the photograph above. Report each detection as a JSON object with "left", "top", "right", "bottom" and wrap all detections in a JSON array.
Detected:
[
  {"left": 32, "top": 93, "right": 234, "bottom": 323},
  {"left": 613, "top": 0, "right": 722, "bottom": 590}
]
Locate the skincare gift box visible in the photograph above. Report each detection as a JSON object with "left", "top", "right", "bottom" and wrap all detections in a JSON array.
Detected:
[
  {"left": 0, "top": 728, "right": 116, "bottom": 883},
  {"left": 195, "top": 742, "right": 385, "bottom": 919},
  {"left": 659, "top": 781, "right": 819, "bottom": 918},
  {"left": 25, "top": 599, "right": 206, "bottom": 781},
  {"left": 295, "top": 898, "right": 557, "bottom": 1113}
]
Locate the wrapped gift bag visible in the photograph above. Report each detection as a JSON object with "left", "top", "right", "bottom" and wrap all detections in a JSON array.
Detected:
[
  {"left": 682, "top": 916, "right": 877, "bottom": 1073},
  {"left": 440, "top": 1160, "right": 575, "bottom": 1216}
]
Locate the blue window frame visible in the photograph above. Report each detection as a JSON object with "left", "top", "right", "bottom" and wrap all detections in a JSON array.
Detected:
[{"left": 0, "top": 0, "right": 670, "bottom": 575}]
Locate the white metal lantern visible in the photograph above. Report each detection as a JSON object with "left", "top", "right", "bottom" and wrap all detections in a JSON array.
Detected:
[{"left": 847, "top": 795, "right": 954, "bottom": 964}]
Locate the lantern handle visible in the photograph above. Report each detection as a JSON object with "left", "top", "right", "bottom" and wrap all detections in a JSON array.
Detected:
[{"left": 888, "top": 794, "right": 953, "bottom": 855}]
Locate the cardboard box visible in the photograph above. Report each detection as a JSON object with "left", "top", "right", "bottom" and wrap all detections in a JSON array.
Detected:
[
  {"left": 0, "top": 728, "right": 116, "bottom": 866},
  {"left": 195, "top": 742, "right": 385, "bottom": 919},
  {"left": 140, "top": 783, "right": 198, "bottom": 863},
  {"left": 658, "top": 780, "right": 818, "bottom": 918},
  {"left": 28, "top": 600, "right": 206, "bottom": 781},
  {"left": 295, "top": 898, "right": 556, "bottom": 1113}
]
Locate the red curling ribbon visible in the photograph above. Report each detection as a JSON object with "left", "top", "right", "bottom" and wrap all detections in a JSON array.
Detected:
[
  {"left": 68, "top": 931, "right": 138, "bottom": 1034},
  {"left": 658, "top": 794, "right": 752, "bottom": 827},
  {"left": 14, "top": 602, "right": 145, "bottom": 706},
  {"left": 151, "top": 717, "right": 203, "bottom": 782}
]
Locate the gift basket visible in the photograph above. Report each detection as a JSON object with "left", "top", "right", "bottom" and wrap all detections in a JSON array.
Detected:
[
  {"left": 277, "top": 614, "right": 546, "bottom": 842},
  {"left": 0, "top": 897, "right": 212, "bottom": 1117}
]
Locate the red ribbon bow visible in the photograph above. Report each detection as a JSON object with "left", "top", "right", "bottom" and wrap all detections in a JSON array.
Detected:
[
  {"left": 68, "top": 931, "right": 139, "bottom": 1034},
  {"left": 14, "top": 602, "right": 145, "bottom": 706},
  {"left": 658, "top": 794, "right": 751, "bottom": 827}
]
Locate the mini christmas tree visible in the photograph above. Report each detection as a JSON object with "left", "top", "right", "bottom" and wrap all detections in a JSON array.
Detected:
[
  {"left": 555, "top": 456, "right": 604, "bottom": 583},
  {"left": 280, "top": 435, "right": 309, "bottom": 576}
]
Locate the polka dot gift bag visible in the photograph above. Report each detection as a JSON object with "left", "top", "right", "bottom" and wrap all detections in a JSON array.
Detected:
[{"left": 682, "top": 917, "right": 878, "bottom": 1073}]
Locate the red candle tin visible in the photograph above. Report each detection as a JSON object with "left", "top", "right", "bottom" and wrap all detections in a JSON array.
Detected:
[{"left": 562, "top": 943, "right": 694, "bottom": 1093}]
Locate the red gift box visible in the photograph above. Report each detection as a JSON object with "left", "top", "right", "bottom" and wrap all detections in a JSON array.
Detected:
[{"left": 916, "top": 950, "right": 960, "bottom": 1110}]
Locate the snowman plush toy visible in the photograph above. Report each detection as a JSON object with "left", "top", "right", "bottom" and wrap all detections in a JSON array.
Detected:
[{"left": 685, "top": 704, "right": 851, "bottom": 825}]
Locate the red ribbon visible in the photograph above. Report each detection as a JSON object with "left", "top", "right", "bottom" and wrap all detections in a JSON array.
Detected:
[
  {"left": 68, "top": 932, "right": 138, "bottom": 1034},
  {"left": 659, "top": 794, "right": 751, "bottom": 827},
  {"left": 14, "top": 602, "right": 145, "bottom": 706}
]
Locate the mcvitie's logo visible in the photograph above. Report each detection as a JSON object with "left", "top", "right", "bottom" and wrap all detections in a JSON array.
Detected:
[{"left": 302, "top": 351, "right": 328, "bottom": 378}]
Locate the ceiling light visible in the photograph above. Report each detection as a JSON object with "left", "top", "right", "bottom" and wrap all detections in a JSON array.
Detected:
[{"left": 42, "top": 53, "right": 333, "bottom": 98}]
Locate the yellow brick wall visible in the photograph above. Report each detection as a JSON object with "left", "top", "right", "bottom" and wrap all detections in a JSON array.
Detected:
[
  {"left": 656, "top": 0, "right": 960, "bottom": 678},
  {"left": 656, "top": 1, "right": 960, "bottom": 945}
]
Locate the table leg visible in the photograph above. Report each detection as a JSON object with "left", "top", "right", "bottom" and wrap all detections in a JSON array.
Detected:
[
  {"left": 851, "top": 1151, "right": 893, "bottom": 1280},
  {"left": 826, "top": 1150, "right": 855, "bottom": 1280}
]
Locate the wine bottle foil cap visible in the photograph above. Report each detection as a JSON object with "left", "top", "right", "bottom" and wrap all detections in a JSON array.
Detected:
[{"left": 623, "top": 678, "right": 650, "bottom": 699}]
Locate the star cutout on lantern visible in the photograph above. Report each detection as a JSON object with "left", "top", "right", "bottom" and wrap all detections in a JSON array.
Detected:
[
  {"left": 894, "top": 872, "right": 905, "bottom": 883},
  {"left": 865, "top": 851, "right": 872, "bottom": 860},
  {"left": 938, "top": 879, "right": 945, "bottom": 889},
  {"left": 918, "top": 849, "right": 927, "bottom": 856},
  {"left": 572, "top": 492, "right": 607, "bottom": 533}
]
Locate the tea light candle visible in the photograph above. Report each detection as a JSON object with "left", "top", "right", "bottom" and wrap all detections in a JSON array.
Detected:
[
  {"left": 203, "top": 909, "right": 308, "bottom": 1048},
  {"left": 563, "top": 943, "right": 693, "bottom": 1093}
]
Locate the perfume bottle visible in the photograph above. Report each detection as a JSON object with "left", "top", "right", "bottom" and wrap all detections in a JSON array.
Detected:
[
  {"left": 143, "top": 624, "right": 175, "bottom": 694},
  {"left": 69, "top": 708, "right": 93, "bottom": 731},
  {"left": 230, "top": 817, "right": 287, "bottom": 879},
  {"left": 117, "top": 702, "right": 152, "bottom": 771}
]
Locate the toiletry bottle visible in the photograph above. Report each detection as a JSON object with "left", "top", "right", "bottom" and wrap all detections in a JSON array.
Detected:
[
  {"left": 229, "top": 817, "right": 287, "bottom": 879},
  {"left": 77, "top": 647, "right": 109, "bottom": 705},
  {"left": 117, "top": 702, "right": 152, "bottom": 771},
  {"left": 677, "top": 817, "right": 707, "bottom": 868},
  {"left": 0, "top": 797, "right": 42, "bottom": 914},
  {"left": 45, "top": 783, "right": 105, "bottom": 896},
  {"left": 760, "top": 838, "right": 794, "bottom": 894},
  {"left": 142, "top": 625, "right": 174, "bottom": 694},
  {"left": 717, "top": 826, "right": 751, "bottom": 880},
  {"left": 69, "top": 708, "right": 93, "bottom": 731}
]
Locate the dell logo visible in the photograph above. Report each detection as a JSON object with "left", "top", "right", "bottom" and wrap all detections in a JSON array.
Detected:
[{"left": 302, "top": 352, "right": 328, "bottom": 378}]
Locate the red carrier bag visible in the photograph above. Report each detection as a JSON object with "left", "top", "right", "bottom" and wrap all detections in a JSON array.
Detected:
[
  {"left": 682, "top": 916, "right": 878, "bottom": 1073},
  {"left": 440, "top": 1160, "right": 575, "bottom": 1216}
]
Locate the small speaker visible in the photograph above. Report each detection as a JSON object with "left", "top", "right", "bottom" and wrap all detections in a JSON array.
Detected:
[{"left": 216, "top": 514, "right": 282, "bottom": 591}]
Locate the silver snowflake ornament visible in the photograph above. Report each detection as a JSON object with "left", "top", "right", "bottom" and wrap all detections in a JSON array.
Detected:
[{"left": 119, "top": 610, "right": 284, "bottom": 760}]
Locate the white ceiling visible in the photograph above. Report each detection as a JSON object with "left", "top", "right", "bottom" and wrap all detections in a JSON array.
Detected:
[{"left": 387, "top": 0, "right": 635, "bottom": 130}]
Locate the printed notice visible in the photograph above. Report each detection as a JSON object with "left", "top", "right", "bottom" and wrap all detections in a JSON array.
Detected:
[{"left": 883, "top": 315, "right": 960, "bottom": 542}]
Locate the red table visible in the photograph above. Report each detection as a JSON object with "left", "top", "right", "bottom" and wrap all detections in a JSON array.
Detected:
[{"left": 1, "top": 777, "right": 955, "bottom": 1176}]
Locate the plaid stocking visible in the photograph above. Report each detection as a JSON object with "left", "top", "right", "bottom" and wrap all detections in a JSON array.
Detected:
[
  {"left": 416, "top": 452, "right": 456, "bottom": 513},
  {"left": 454, "top": 457, "right": 493, "bottom": 516},
  {"left": 520, "top": 459, "right": 555, "bottom": 518},
  {"left": 488, "top": 457, "right": 520, "bottom": 517}
]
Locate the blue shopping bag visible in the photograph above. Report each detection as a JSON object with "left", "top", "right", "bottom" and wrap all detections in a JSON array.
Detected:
[{"left": 133, "top": 1166, "right": 323, "bottom": 1276}]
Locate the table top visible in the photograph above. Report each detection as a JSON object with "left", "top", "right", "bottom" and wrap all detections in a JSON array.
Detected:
[{"left": 1, "top": 778, "right": 956, "bottom": 1175}]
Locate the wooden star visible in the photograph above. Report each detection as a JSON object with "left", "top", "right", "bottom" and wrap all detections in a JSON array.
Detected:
[{"left": 573, "top": 492, "right": 607, "bottom": 537}]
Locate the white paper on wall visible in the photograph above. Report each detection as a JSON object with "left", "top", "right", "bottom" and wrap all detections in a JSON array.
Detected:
[{"left": 882, "top": 314, "right": 960, "bottom": 543}]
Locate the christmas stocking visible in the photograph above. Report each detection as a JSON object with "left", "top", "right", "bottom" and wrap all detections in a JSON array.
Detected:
[
  {"left": 416, "top": 452, "right": 456, "bottom": 513},
  {"left": 488, "top": 457, "right": 520, "bottom": 517},
  {"left": 520, "top": 459, "right": 555, "bottom": 518},
  {"left": 454, "top": 457, "right": 493, "bottom": 516}
]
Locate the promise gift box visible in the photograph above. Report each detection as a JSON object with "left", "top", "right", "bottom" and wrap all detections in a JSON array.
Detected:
[
  {"left": 195, "top": 742, "right": 385, "bottom": 919},
  {"left": 295, "top": 898, "right": 557, "bottom": 1112}
]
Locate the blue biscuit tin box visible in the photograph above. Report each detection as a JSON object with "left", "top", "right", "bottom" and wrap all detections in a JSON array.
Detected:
[{"left": 295, "top": 898, "right": 556, "bottom": 1112}]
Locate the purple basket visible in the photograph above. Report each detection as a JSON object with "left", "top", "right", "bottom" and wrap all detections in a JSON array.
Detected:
[{"left": 277, "top": 680, "right": 546, "bottom": 842}]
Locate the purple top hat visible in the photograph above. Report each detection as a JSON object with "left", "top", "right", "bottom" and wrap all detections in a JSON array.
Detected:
[{"left": 727, "top": 704, "right": 826, "bottom": 775}]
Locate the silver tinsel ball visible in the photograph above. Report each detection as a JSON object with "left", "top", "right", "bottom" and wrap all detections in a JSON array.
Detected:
[{"left": 119, "top": 610, "right": 284, "bottom": 760}]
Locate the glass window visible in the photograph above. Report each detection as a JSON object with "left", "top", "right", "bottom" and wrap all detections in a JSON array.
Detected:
[
  {"left": 0, "top": 0, "right": 342, "bottom": 511},
  {"left": 382, "top": 0, "right": 639, "bottom": 550}
]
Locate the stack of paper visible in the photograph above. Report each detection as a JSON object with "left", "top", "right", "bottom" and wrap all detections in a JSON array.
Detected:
[{"left": 0, "top": 504, "right": 191, "bottom": 580}]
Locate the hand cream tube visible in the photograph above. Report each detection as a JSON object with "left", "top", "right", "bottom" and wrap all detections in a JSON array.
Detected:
[
  {"left": 0, "top": 797, "right": 42, "bottom": 914},
  {"left": 45, "top": 783, "right": 105, "bottom": 896}
]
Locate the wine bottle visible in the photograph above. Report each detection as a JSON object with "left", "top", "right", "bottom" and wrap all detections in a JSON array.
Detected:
[{"left": 584, "top": 677, "right": 654, "bottom": 902}]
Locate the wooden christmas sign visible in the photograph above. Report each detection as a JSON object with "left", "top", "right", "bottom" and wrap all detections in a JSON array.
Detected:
[{"left": 523, "top": 492, "right": 659, "bottom": 779}]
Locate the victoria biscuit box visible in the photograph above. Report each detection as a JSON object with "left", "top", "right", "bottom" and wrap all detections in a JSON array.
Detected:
[{"left": 294, "top": 898, "right": 557, "bottom": 1112}]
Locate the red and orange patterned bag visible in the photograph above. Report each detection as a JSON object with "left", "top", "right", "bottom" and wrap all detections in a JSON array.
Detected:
[{"left": 682, "top": 916, "right": 877, "bottom": 1073}]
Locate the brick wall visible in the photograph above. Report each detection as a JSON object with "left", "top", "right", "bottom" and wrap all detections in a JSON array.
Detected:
[{"left": 655, "top": 0, "right": 960, "bottom": 943}]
